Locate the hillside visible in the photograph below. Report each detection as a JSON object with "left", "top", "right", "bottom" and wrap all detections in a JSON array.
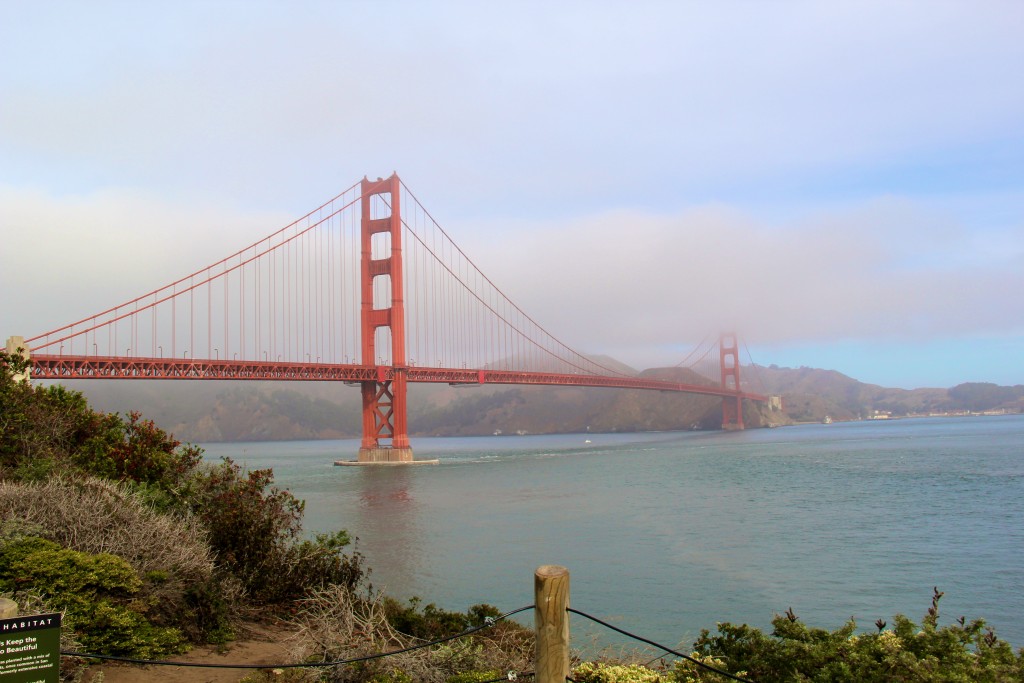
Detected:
[
  {"left": 57, "top": 366, "right": 1024, "bottom": 442},
  {"left": 753, "top": 365, "right": 1024, "bottom": 422}
]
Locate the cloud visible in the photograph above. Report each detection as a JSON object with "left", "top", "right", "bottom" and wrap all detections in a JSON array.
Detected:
[
  {"left": 2, "top": 2, "right": 1022, "bottom": 213},
  {"left": 1, "top": 185, "right": 1021, "bottom": 380},
  {"left": 0, "top": 185, "right": 291, "bottom": 339},
  {"left": 2, "top": 2, "right": 1023, "bottom": 383},
  {"left": 454, "top": 195, "right": 1024, "bottom": 366}
]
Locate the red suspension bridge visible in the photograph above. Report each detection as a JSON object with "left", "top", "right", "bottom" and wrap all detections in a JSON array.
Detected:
[{"left": 8, "top": 174, "right": 768, "bottom": 463}]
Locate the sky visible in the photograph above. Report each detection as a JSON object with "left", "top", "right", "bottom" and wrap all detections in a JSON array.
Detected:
[{"left": 1, "top": 1, "right": 1022, "bottom": 389}]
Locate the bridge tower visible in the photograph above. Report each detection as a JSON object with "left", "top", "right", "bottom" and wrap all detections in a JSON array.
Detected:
[
  {"left": 358, "top": 175, "right": 413, "bottom": 462},
  {"left": 720, "top": 332, "right": 744, "bottom": 430}
]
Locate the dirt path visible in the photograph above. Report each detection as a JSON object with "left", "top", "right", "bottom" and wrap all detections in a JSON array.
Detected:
[{"left": 79, "top": 622, "right": 298, "bottom": 683}]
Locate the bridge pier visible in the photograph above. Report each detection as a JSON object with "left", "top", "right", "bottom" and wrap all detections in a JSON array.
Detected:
[
  {"left": 357, "top": 446, "right": 414, "bottom": 463},
  {"left": 4, "top": 336, "right": 30, "bottom": 383},
  {"left": 719, "top": 332, "right": 745, "bottom": 430},
  {"left": 338, "top": 447, "right": 436, "bottom": 466},
  {"left": 348, "top": 174, "right": 436, "bottom": 465}
]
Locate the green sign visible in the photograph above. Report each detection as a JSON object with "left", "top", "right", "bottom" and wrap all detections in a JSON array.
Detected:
[{"left": 0, "top": 613, "right": 61, "bottom": 683}]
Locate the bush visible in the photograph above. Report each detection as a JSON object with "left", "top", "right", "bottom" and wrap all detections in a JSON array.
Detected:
[
  {"left": 189, "top": 457, "right": 366, "bottom": 605},
  {"left": 383, "top": 599, "right": 503, "bottom": 641},
  {"left": 0, "top": 476, "right": 213, "bottom": 582},
  {"left": 77, "top": 410, "right": 202, "bottom": 492},
  {"left": 0, "top": 475, "right": 222, "bottom": 640},
  {"left": 284, "top": 587, "right": 529, "bottom": 683},
  {"left": 445, "top": 671, "right": 502, "bottom": 683},
  {"left": 689, "top": 591, "right": 1024, "bottom": 682},
  {"left": 0, "top": 535, "right": 185, "bottom": 657},
  {"left": 1, "top": 351, "right": 365, "bottom": 646},
  {"left": 572, "top": 662, "right": 667, "bottom": 682},
  {"left": 191, "top": 458, "right": 302, "bottom": 593}
]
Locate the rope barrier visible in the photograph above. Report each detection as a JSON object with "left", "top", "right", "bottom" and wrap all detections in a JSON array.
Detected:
[
  {"left": 59, "top": 602, "right": 753, "bottom": 681},
  {"left": 59, "top": 604, "right": 533, "bottom": 670},
  {"left": 566, "top": 607, "right": 754, "bottom": 683}
]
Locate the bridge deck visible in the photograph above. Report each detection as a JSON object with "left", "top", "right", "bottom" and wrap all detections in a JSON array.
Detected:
[{"left": 28, "top": 355, "right": 767, "bottom": 402}]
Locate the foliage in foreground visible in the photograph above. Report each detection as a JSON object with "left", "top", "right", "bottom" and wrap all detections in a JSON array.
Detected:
[
  {"left": 0, "top": 534, "right": 186, "bottom": 657},
  {"left": 0, "top": 349, "right": 366, "bottom": 660},
  {"left": 571, "top": 590, "right": 1024, "bottom": 682},
  {"left": 235, "top": 586, "right": 532, "bottom": 683},
  {"left": 4, "top": 350, "right": 1024, "bottom": 682}
]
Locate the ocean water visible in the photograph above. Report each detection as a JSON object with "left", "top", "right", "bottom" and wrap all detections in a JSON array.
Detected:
[{"left": 200, "top": 415, "right": 1024, "bottom": 650}]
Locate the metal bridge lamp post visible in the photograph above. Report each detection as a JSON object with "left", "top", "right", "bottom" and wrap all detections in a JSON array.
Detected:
[
  {"left": 214, "top": 348, "right": 218, "bottom": 360},
  {"left": 158, "top": 345, "right": 163, "bottom": 358}
]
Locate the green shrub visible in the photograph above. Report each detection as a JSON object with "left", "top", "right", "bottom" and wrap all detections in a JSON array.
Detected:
[
  {"left": 191, "top": 458, "right": 302, "bottom": 594},
  {"left": 280, "top": 530, "right": 365, "bottom": 597},
  {"left": 383, "top": 598, "right": 502, "bottom": 640},
  {"left": 75, "top": 409, "right": 203, "bottom": 499},
  {"left": 1, "top": 350, "right": 365, "bottom": 647},
  {"left": 181, "top": 578, "right": 235, "bottom": 644},
  {"left": 670, "top": 653, "right": 738, "bottom": 683},
  {"left": 572, "top": 662, "right": 668, "bottom": 682},
  {"left": 191, "top": 457, "right": 366, "bottom": 605},
  {"left": 368, "top": 672, "right": 413, "bottom": 683},
  {"left": 0, "top": 476, "right": 213, "bottom": 581},
  {"left": 446, "top": 671, "right": 502, "bottom": 683},
  {"left": 1, "top": 351, "right": 201, "bottom": 505},
  {"left": 239, "top": 671, "right": 318, "bottom": 683},
  {"left": 0, "top": 475, "right": 219, "bottom": 642},
  {"left": 0, "top": 536, "right": 185, "bottom": 657},
  {"left": 430, "top": 640, "right": 487, "bottom": 678},
  {"left": 689, "top": 592, "right": 1024, "bottom": 682}
]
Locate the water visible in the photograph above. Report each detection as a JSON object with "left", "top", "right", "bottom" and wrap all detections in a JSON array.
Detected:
[{"left": 200, "top": 415, "right": 1024, "bottom": 649}]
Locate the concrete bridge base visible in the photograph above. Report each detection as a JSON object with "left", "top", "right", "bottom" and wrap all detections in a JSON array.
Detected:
[
  {"left": 4, "top": 336, "right": 30, "bottom": 383},
  {"left": 335, "top": 446, "right": 439, "bottom": 466}
]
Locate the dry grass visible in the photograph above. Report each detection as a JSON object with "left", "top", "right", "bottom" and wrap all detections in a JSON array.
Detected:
[
  {"left": 0, "top": 475, "right": 213, "bottom": 583},
  {"left": 279, "top": 586, "right": 532, "bottom": 683},
  {"left": 285, "top": 586, "right": 421, "bottom": 682}
]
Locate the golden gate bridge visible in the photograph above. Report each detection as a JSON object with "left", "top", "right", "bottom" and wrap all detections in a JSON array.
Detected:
[{"left": 9, "top": 174, "right": 768, "bottom": 463}]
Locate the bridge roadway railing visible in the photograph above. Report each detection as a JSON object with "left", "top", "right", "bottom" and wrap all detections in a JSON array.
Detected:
[{"left": 28, "top": 355, "right": 767, "bottom": 403}]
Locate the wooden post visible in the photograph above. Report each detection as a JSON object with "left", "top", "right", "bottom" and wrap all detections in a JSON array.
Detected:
[
  {"left": 0, "top": 598, "right": 16, "bottom": 619},
  {"left": 534, "top": 565, "right": 570, "bottom": 683}
]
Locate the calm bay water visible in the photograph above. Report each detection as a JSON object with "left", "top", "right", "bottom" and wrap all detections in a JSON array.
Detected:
[{"left": 201, "top": 415, "right": 1024, "bottom": 649}]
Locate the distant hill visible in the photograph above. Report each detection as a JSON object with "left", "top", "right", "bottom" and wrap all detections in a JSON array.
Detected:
[
  {"left": 55, "top": 364, "right": 1023, "bottom": 443},
  {"left": 750, "top": 365, "right": 1024, "bottom": 422}
]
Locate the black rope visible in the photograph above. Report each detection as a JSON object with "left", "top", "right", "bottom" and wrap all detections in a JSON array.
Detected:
[
  {"left": 566, "top": 607, "right": 755, "bottom": 683},
  {"left": 60, "top": 604, "right": 534, "bottom": 670}
]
